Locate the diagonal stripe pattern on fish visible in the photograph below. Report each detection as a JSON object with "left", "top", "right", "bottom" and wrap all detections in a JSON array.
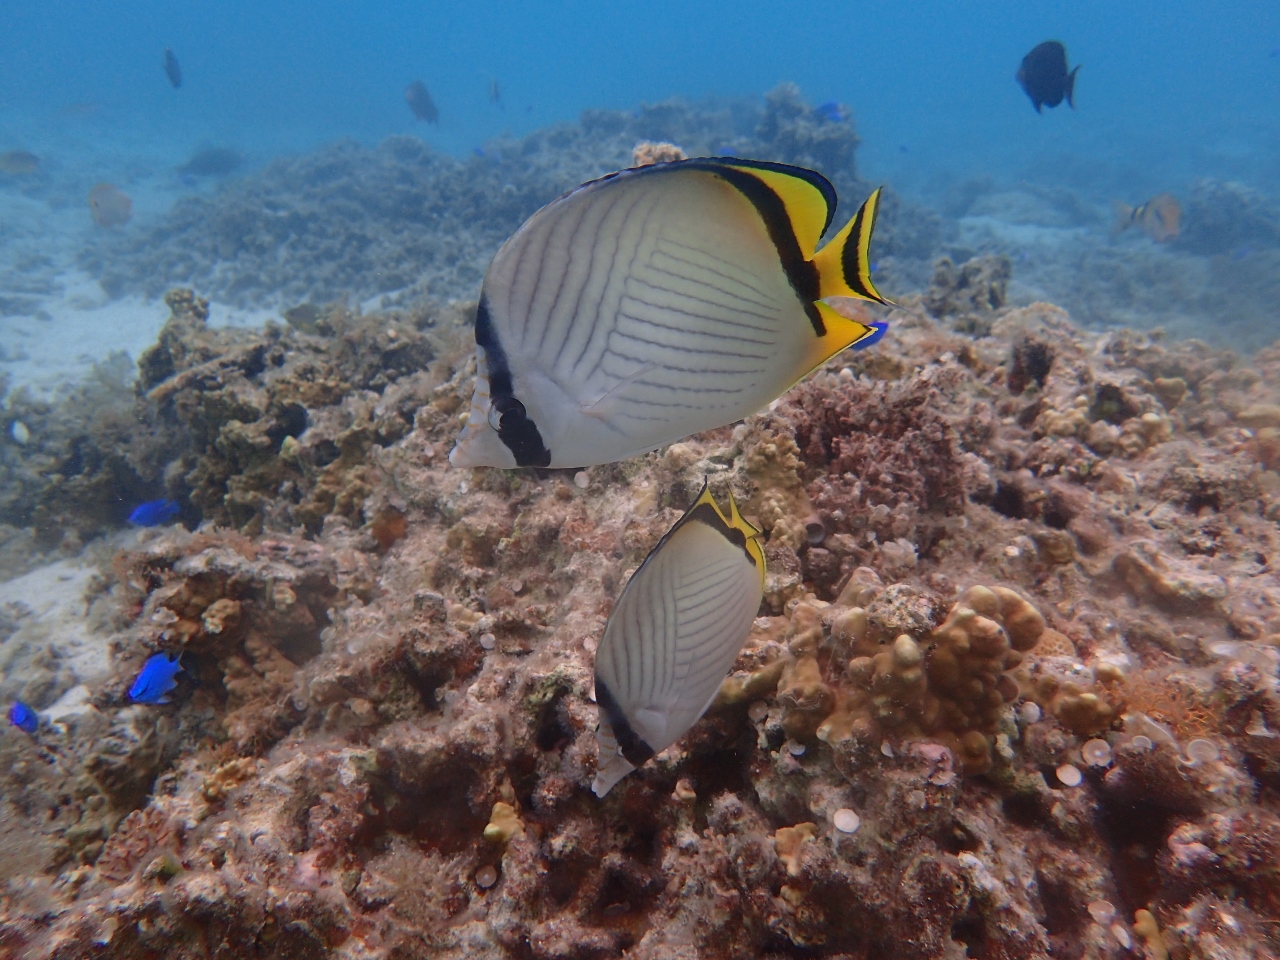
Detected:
[
  {"left": 450, "top": 157, "right": 890, "bottom": 469},
  {"left": 592, "top": 482, "right": 765, "bottom": 797}
]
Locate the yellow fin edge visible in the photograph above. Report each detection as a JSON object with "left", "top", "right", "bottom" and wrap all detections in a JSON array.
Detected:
[
  {"left": 813, "top": 187, "right": 891, "bottom": 305},
  {"left": 726, "top": 163, "right": 830, "bottom": 258}
]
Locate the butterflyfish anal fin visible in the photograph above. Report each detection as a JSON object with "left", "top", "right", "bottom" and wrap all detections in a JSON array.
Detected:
[{"left": 813, "top": 187, "right": 891, "bottom": 306}]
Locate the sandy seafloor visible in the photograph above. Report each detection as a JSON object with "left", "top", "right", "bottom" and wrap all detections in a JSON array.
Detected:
[{"left": 1, "top": 90, "right": 1280, "bottom": 959}]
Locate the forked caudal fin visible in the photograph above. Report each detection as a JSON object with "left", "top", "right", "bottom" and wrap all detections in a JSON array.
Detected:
[{"left": 812, "top": 187, "right": 891, "bottom": 308}]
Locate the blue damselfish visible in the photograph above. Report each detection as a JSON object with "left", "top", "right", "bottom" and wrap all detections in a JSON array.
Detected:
[
  {"left": 128, "top": 653, "right": 183, "bottom": 704},
  {"left": 128, "top": 499, "right": 182, "bottom": 527},
  {"left": 8, "top": 702, "right": 38, "bottom": 734}
]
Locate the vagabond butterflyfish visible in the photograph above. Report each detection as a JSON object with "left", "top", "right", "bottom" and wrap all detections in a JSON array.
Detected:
[
  {"left": 450, "top": 157, "right": 890, "bottom": 470},
  {"left": 592, "top": 482, "right": 765, "bottom": 797}
]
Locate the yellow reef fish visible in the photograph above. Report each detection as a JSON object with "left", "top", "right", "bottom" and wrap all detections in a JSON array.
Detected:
[
  {"left": 593, "top": 483, "right": 765, "bottom": 797},
  {"left": 450, "top": 157, "right": 890, "bottom": 469}
]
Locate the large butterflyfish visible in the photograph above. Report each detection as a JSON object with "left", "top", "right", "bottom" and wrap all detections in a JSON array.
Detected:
[
  {"left": 450, "top": 157, "right": 890, "bottom": 469},
  {"left": 592, "top": 482, "right": 765, "bottom": 797}
]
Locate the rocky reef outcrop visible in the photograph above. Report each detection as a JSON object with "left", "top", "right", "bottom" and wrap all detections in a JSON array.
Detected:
[{"left": 1, "top": 280, "right": 1279, "bottom": 958}]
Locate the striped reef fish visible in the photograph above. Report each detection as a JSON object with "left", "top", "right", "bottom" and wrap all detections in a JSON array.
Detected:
[
  {"left": 1113, "top": 193, "right": 1181, "bottom": 243},
  {"left": 449, "top": 157, "right": 890, "bottom": 469},
  {"left": 592, "top": 482, "right": 765, "bottom": 797}
]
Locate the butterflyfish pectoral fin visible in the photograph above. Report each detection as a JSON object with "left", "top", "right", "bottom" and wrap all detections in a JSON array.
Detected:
[
  {"left": 580, "top": 362, "right": 659, "bottom": 420},
  {"left": 813, "top": 187, "right": 891, "bottom": 306}
]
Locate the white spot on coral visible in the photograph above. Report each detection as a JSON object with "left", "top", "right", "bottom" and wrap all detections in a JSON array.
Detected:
[
  {"left": 1081, "top": 739, "right": 1113, "bottom": 767},
  {"left": 1055, "top": 764, "right": 1082, "bottom": 787},
  {"left": 475, "top": 865, "right": 498, "bottom": 888},
  {"left": 833, "top": 809, "right": 860, "bottom": 834},
  {"left": 1087, "top": 900, "right": 1116, "bottom": 924}
]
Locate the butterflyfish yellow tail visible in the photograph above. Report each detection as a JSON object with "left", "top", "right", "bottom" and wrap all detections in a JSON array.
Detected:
[{"left": 813, "top": 187, "right": 892, "bottom": 307}]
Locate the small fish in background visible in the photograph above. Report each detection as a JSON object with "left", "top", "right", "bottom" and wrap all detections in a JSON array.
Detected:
[
  {"left": 1232, "top": 245, "right": 1253, "bottom": 261},
  {"left": 8, "top": 702, "right": 38, "bottom": 734},
  {"left": 129, "top": 652, "right": 183, "bottom": 704},
  {"left": 812, "top": 101, "right": 848, "bottom": 123},
  {"left": 405, "top": 80, "right": 439, "bottom": 123},
  {"left": 128, "top": 498, "right": 181, "bottom": 526},
  {"left": 163, "top": 47, "right": 182, "bottom": 88},
  {"left": 489, "top": 77, "right": 503, "bottom": 109},
  {"left": 1113, "top": 193, "right": 1181, "bottom": 243},
  {"left": 1269, "top": 46, "right": 1280, "bottom": 59},
  {"left": 0, "top": 150, "right": 40, "bottom": 175},
  {"left": 592, "top": 483, "right": 764, "bottom": 797},
  {"left": 88, "top": 183, "right": 132, "bottom": 228},
  {"left": 449, "top": 157, "right": 890, "bottom": 469},
  {"left": 177, "top": 146, "right": 243, "bottom": 179},
  {"left": 1017, "top": 40, "right": 1080, "bottom": 113}
]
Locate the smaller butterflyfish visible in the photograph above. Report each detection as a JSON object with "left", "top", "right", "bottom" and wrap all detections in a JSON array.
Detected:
[
  {"left": 129, "top": 652, "right": 183, "bottom": 704},
  {"left": 8, "top": 702, "right": 38, "bottom": 734},
  {"left": 592, "top": 482, "right": 765, "bottom": 797},
  {"left": 1112, "top": 194, "right": 1181, "bottom": 244},
  {"left": 450, "top": 157, "right": 890, "bottom": 469}
]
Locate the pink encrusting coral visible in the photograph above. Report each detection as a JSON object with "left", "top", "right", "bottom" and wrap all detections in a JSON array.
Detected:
[{"left": 1, "top": 276, "right": 1280, "bottom": 959}]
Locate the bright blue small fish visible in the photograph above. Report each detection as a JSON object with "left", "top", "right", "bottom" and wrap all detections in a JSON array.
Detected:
[
  {"left": 813, "top": 101, "right": 848, "bottom": 123},
  {"left": 8, "top": 702, "right": 38, "bottom": 734},
  {"left": 128, "top": 653, "right": 183, "bottom": 704},
  {"left": 1232, "top": 246, "right": 1252, "bottom": 261},
  {"left": 852, "top": 321, "right": 889, "bottom": 351},
  {"left": 128, "top": 499, "right": 181, "bottom": 527}
]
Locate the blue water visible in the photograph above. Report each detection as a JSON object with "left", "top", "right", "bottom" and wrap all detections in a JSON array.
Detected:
[{"left": 4, "top": 0, "right": 1278, "bottom": 188}]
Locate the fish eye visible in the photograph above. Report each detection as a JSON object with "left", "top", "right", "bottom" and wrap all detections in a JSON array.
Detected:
[{"left": 490, "top": 396, "right": 527, "bottom": 431}]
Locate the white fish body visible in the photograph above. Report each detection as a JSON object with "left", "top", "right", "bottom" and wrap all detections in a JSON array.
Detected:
[
  {"left": 451, "top": 157, "right": 888, "bottom": 469},
  {"left": 592, "top": 483, "right": 765, "bottom": 797}
]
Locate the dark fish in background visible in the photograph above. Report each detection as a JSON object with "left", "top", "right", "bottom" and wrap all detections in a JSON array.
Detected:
[
  {"left": 129, "top": 652, "right": 183, "bottom": 704},
  {"left": 177, "top": 146, "right": 243, "bottom": 178},
  {"left": 88, "top": 183, "right": 132, "bottom": 227},
  {"left": 490, "top": 77, "right": 502, "bottom": 108},
  {"left": 128, "top": 498, "right": 181, "bottom": 526},
  {"left": 405, "top": 80, "right": 439, "bottom": 123},
  {"left": 1017, "top": 40, "right": 1079, "bottom": 113},
  {"left": 8, "top": 702, "right": 38, "bottom": 734},
  {"left": 0, "top": 150, "right": 40, "bottom": 175},
  {"left": 163, "top": 47, "right": 182, "bottom": 88},
  {"left": 1113, "top": 193, "right": 1181, "bottom": 243}
]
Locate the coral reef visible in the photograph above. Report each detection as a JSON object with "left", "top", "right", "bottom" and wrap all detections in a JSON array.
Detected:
[
  {"left": 4, "top": 233, "right": 1280, "bottom": 957},
  {"left": 78, "top": 87, "right": 938, "bottom": 311}
]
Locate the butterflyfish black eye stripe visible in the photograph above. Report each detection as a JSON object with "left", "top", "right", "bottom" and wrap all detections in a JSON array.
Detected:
[{"left": 695, "top": 162, "right": 827, "bottom": 337}]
